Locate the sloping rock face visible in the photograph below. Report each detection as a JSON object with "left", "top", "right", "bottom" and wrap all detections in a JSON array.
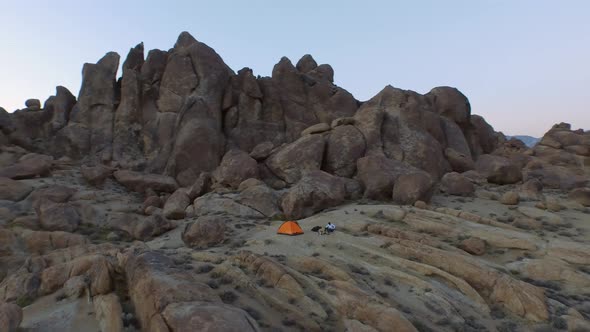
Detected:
[{"left": 122, "top": 250, "right": 259, "bottom": 332}]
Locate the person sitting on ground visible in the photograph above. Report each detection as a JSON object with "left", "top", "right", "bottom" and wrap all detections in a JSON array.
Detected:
[{"left": 325, "top": 222, "right": 336, "bottom": 234}]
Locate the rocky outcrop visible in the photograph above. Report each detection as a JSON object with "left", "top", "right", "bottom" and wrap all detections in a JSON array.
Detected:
[
  {"left": 106, "top": 212, "right": 173, "bottom": 240},
  {"left": 0, "top": 301, "right": 22, "bottom": 332},
  {"left": 41, "top": 86, "right": 77, "bottom": 135},
  {"left": 475, "top": 154, "right": 522, "bottom": 184},
  {"left": 357, "top": 155, "right": 423, "bottom": 200},
  {"left": 0, "top": 31, "right": 539, "bottom": 209},
  {"left": 426, "top": 87, "right": 470, "bottom": 127},
  {"left": 301, "top": 122, "right": 331, "bottom": 136},
  {"left": 459, "top": 237, "right": 486, "bottom": 255},
  {"left": 123, "top": 250, "right": 259, "bottom": 332},
  {"left": 324, "top": 125, "right": 366, "bottom": 177},
  {"left": 186, "top": 172, "right": 211, "bottom": 200},
  {"left": 249, "top": 141, "right": 274, "bottom": 161},
  {"left": 37, "top": 201, "right": 81, "bottom": 232},
  {"left": 440, "top": 172, "right": 475, "bottom": 196},
  {"left": 94, "top": 293, "right": 125, "bottom": 332},
  {"left": 525, "top": 123, "right": 589, "bottom": 190},
  {"left": 387, "top": 239, "right": 548, "bottom": 322},
  {"left": 0, "top": 153, "right": 52, "bottom": 179},
  {"left": 266, "top": 134, "right": 325, "bottom": 184},
  {"left": 354, "top": 86, "right": 450, "bottom": 179},
  {"left": 111, "top": 43, "right": 145, "bottom": 170},
  {"left": 444, "top": 147, "right": 475, "bottom": 172},
  {"left": 0, "top": 177, "right": 33, "bottom": 201},
  {"left": 523, "top": 162, "right": 587, "bottom": 190},
  {"left": 281, "top": 170, "right": 346, "bottom": 219},
  {"left": 22, "top": 230, "right": 88, "bottom": 255},
  {"left": 500, "top": 191, "right": 520, "bottom": 205},
  {"left": 162, "top": 302, "right": 261, "bottom": 332},
  {"left": 163, "top": 188, "right": 190, "bottom": 219},
  {"left": 193, "top": 194, "right": 265, "bottom": 219},
  {"left": 2, "top": 31, "right": 590, "bottom": 332},
  {"left": 237, "top": 182, "right": 281, "bottom": 218},
  {"left": 113, "top": 170, "right": 178, "bottom": 193},
  {"left": 213, "top": 149, "right": 259, "bottom": 188},
  {"left": 391, "top": 172, "right": 434, "bottom": 205},
  {"left": 81, "top": 164, "right": 115, "bottom": 186},
  {"left": 57, "top": 52, "right": 120, "bottom": 161},
  {"left": 567, "top": 187, "right": 590, "bottom": 207},
  {"left": 182, "top": 216, "right": 227, "bottom": 249}
]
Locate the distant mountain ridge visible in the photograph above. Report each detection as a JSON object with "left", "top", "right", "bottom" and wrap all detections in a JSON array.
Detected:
[{"left": 507, "top": 135, "right": 540, "bottom": 147}]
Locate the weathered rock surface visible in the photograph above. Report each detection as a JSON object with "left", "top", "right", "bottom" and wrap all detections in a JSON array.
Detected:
[
  {"left": 357, "top": 155, "right": 422, "bottom": 200},
  {"left": 500, "top": 191, "right": 520, "bottom": 205},
  {"left": 162, "top": 302, "right": 261, "bottom": 332},
  {"left": 440, "top": 172, "right": 475, "bottom": 196},
  {"left": 163, "top": 188, "right": 190, "bottom": 219},
  {"left": 29, "top": 185, "right": 76, "bottom": 210},
  {"left": 22, "top": 230, "right": 88, "bottom": 255},
  {"left": 94, "top": 293, "right": 124, "bottom": 332},
  {"left": 266, "top": 134, "right": 325, "bottom": 184},
  {"left": 238, "top": 183, "right": 281, "bottom": 218},
  {"left": 324, "top": 125, "right": 366, "bottom": 178},
  {"left": 213, "top": 149, "right": 259, "bottom": 188},
  {"left": 182, "top": 216, "right": 227, "bottom": 249},
  {"left": 301, "top": 122, "right": 330, "bottom": 136},
  {"left": 186, "top": 172, "right": 211, "bottom": 200},
  {"left": 2, "top": 32, "right": 589, "bottom": 332},
  {"left": 569, "top": 187, "right": 590, "bottom": 206},
  {"left": 63, "top": 275, "right": 87, "bottom": 299},
  {"left": 0, "top": 301, "right": 22, "bottom": 332},
  {"left": 391, "top": 172, "right": 434, "bottom": 205},
  {"left": 0, "top": 177, "right": 33, "bottom": 201},
  {"left": 281, "top": 170, "right": 346, "bottom": 219},
  {"left": 445, "top": 147, "right": 475, "bottom": 172},
  {"left": 37, "top": 201, "right": 81, "bottom": 232},
  {"left": 0, "top": 154, "right": 52, "bottom": 179},
  {"left": 107, "top": 212, "right": 173, "bottom": 240},
  {"left": 113, "top": 170, "right": 178, "bottom": 193},
  {"left": 475, "top": 154, "right": 522, "bottom": 184},
  {"left": 81, "top": 164, "right": 114, "bottom": 186},
  {"left": 249, "top": 141, "right": 274, "bottom": 161},
  {"left": 520, "top": 178, "right": 543, "bottom": 200},
  {"left": 193, "top": 194, "right": 264, "bottom": 219},
  {"left": 123, "top": 250, "right": 259, "bottom": 332},
  {"left": 459, "top": 237, "right": 486, "bottom": 255}
]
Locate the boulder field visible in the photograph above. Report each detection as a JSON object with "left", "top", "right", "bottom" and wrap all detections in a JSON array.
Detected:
[{"left": 1, "top": 32, "right": 589, "bottom": 331}]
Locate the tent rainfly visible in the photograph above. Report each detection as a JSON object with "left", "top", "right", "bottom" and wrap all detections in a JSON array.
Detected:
[{"left": 277, "top": 221, "right": 304, "bottom": 236}]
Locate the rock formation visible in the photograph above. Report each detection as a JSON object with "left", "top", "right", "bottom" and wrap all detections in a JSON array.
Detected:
[{"left": 1, "top": 31, "right": 589, "bottom": 331}]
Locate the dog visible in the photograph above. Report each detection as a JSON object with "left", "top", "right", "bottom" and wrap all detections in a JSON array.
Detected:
[{"left": 311, "top": 226, "right": 327, "bottom": 235}]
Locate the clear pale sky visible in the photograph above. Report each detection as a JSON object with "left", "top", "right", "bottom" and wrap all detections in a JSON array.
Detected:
[{"left": 1, "top": 0, "right": 588, "bottom": 137}]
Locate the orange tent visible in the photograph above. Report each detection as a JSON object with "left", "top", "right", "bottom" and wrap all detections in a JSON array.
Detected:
[{"left": 277, "top": 221, "right": 304, "bottom": 236}]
